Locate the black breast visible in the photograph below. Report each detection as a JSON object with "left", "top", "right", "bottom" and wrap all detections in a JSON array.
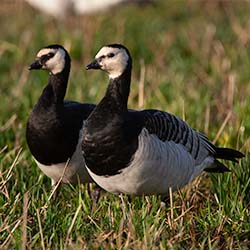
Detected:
[
  {"left": 26, "top": 102, "right": 95, "bottom": 165},
  {"left": 82, "top": 109, "right": 144, "bottom": 176}
]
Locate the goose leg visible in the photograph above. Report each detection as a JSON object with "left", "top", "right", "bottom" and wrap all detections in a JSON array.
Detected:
[
  {"left": 160, "top": 195, "right": 170, "bottom": 208},
  {"left": 91, "top": 185, "right": 102, "bottom": 204},
  {"left": 49, "top": 178, "right": 60, "bottom": 199},
  {"left": 119, "top": 194, "right": 127, "bottom": 220}
]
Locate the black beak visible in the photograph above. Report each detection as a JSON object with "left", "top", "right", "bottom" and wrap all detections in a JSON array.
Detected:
[
  {"left": 85, "top": 59, "right": 101, "bottom": 70},
  {"left": 28, "top": 59, "right": 43, "bottom": 70}
]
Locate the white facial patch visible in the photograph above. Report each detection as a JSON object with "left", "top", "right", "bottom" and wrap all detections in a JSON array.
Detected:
[
  {"left": 37, "top": 48, "right": 55, "bottom": 58},
  {"left": 95, "top": 46, "right": 129, "bottom": 79},
  {"left": 37, "top": 47, "right": 66, "bottom": 74}
]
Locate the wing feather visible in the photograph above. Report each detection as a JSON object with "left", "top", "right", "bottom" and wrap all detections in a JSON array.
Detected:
[{"left": 141, "top": 109, "right": 216, "bottom": 161}]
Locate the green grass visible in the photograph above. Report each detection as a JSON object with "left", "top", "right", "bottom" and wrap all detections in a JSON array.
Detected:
[{"left": 0, "top": 1, "right": 249, "bottom": 249}]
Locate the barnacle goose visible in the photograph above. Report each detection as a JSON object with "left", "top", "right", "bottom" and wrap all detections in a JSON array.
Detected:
[
  {"left": 26, "top": 44, "right": 95, "bottom": 186},
  {"left": 81, "top": 44, "right": 244, "bottom": 197}
]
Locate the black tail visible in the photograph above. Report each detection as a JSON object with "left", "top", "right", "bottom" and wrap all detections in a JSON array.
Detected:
[
  {"left": 215, "top": 147, "right": 245, "bottom": 163},
  {"left": 205, "top": 160, "right": 230, "bottom": 173},
  {"left": 204, "top": 147, "right": 244, "bottom": 173}
]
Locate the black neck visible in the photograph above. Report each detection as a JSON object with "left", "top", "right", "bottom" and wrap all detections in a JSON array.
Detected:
[
  {"left": 104, "top": 63, "right": 132, "bottom": 112},
  {"left": 38, "top": 57, "right": 70, "bottom": 108}
]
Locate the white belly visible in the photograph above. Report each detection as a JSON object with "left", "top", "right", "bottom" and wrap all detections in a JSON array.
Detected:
[
  {"left": 35, "top": 140, "right": 93, "bottom": 185},
  {"left": 86, "top": 129, "right": 214, "bottom": 195}
]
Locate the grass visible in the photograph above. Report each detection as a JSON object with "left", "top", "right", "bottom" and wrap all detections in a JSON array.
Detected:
[{"left": 0, "top": 1, "right": 249, "bottom": 249}]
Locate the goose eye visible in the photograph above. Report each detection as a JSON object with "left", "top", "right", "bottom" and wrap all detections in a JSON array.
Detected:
[
  {"left": 40, "top": 52, "right": 55, "bottom": 64},
  {"left": 47, "top": 52, "right": 55, "bottom": 58},
  {"left": 107, "top": 53, "right": 115, "bottom": 58},
  {"left": 42, "top": 52, "right": 54, "bottom": 60}
]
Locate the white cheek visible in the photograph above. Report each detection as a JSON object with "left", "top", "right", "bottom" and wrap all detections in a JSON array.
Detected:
[
  {"left": 46, "top": 59, "right": 65, "bottom": 74},
  {"left": 46, "top": 49, "right": 66, "bottom": 74},
  {"left": 108, "top": 59, "right": 127, "bottom": 79},
  {"left": 108, "top": 66, "right": 123, "bottom": 79}
]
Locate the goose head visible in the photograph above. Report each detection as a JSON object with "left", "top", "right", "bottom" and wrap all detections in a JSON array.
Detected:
[
  {"left": 29, "top": 44, "right": 70, "bottom": 75},
  {"left": 86, "top": 44, "right": 132, "bottom": 79}
]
